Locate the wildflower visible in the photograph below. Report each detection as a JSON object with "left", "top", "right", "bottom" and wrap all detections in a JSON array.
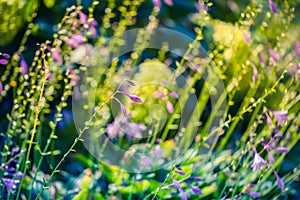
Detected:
[
  {"left": 106, "top": 116, "right": 146, "bottom": 139},
  {"left": 0, "top": 82, "right": 2, "bottom": 94},
  {"left": 269, "top": 110, "right": 288, "bottom": 126},
  {"left": 251, "top": 148, "right": 267, "bottom": 171},
  {"left": 243, "top": 32, "right": 251, "bottom": 44},
  {"left": 1, "top": 178, "right": 20, "bottom": 193},
  {"left": 291, "top": 63, "right": 299, "bottom": 77},
  {"left": 78, "top": 11, "right": 88, "bottom": 24},
  {"left": 186, "top": 183, "right": 202, "bottom": 195},
  {"left": 268, "top": 48, "right": 280, "bottom": 63},
  {"left": 125, "top": 80, "right": 136, "bottom": 86},
  {"left": 244, "top": 191, "right": 260, "bottom": 198},
  {"left": 169, "top": 92, "right": 178, "bottom": 98},
  {"left": 166, "top": 99, "right": 174, "bottom": 114},
  {"left": 151, "top": 145, "right": 164, "bottom": 160},
  {"left": 66, "top": 34, "right": 85, "bottom": 48},
  {"left": 0, "top": 59, "right": 8, "bottom": 65},
  {"left": 127, "top": 94, "right": 143, "bottom": 103},
  {"left": 51, "top": 47, "right": 62, "bottom": 64},
  {"left": 1, "top": 53, "right": 10, "bottom": 58},
  {"left": 152, "top": 0, "right": 173, "bottom": 10},
  {"left": 269, "top": 0, "right": 277, "bottom": 14},
  {"left": 273, "top": 170, "right": 284, "bottom": 191},
  {"left": 170, "top": 175, "right": 187, "bottom": 200},
  {"left": 138, "top": 154, "right": 153, "bottom": 171},
  {"left": 260, "top": 53, "right": 266, "bottom": 65},
  {"left": 295, "top": 41, "right": 300, "bottom": 57},
  {"left": 250, "top": 63, "right": 258, "bottom": 82},
  {"left": 88, "top": 19, "right": 98, "bottom": 37},
  {"left": 20, "top": 54, "right": 28, "bottom": 75}
]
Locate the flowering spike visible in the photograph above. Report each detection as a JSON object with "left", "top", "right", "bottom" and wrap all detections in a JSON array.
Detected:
[{"left": 269, "top": 0, "right": 277, "bottom": 14}]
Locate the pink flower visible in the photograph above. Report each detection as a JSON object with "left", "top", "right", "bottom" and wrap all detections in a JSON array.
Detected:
[
  {"left": 0, "top": 59, "right": 8, "bottom": 65},
  {"left": 166, "top": 99, "right": 174, "bottom": 114},
  {"left": 66, "top": 34, "right": 85, "bottom": 48},
  {"left": 152, "top": 0, "right": 173, "bottom": 10},
  {"left": 20, "top": 54, "right": 28, "bottom": 75},
  {"left": 251, "top": 63, "right": 258, "bottom": 82},
  {"left": 268, "top": 48, "right": 280, "bottom": 63},
  {"left": 51, "top": 47, "right": 62, "bottom": 64},
  {"left": 294, "top": 41, "right": 300, "bottom": 57},
  {"left": 243, "top": 32, "right": 251, "bottom": 44},
  {"left": 78, "top": 11, "right": 88, "bottom": 24},
  {"left": 260, "top": 53, "right": 266, "bottom": 65}
]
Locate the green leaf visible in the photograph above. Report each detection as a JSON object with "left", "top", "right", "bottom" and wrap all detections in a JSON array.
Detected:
[{"left": 24, "top": 0, "right": 34, "bottom": 21}]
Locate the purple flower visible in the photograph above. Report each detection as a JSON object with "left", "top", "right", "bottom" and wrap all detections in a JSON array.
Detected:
[
  {"left": 268, "top": 48, "right": 280, "bottom": 63},
  {"left": 138, "top": 154, "right": 153, "bottom": 171},
  {"left": 66, "top": 34, "right": 85, "bottom": 48},
  {"left": 106, "top": 117, "right": 122, "bottom": 139},
  {"left": 265, "top": 111, "right": 273, "bottom": 126},
  {"left": 78, "top": 11, "right": 88, "bottom": 24},
  {"left": 106, "top": 116, "right": 146, "bottom": 139},
  {"left": 273, "top": 170, "right": 284, "bottom": 191},
  {"left": 260, "top": 53, "right": 266, "bottom": 65},
  {"left": 88, "top": 19, "right": 98, "bottom": 37},
  {"left": 245, "top": 191, "right": 260, "bottom": 198},
  {"left": 270, "top": 110, "right": 288, "bottom": 126},
  {"left": 189, "top": 176, "right": 202, "bottom": 182},
  {"left": 1, "top": 53, "right": 10, "bottom": 58},
  {"left": 269, "top": 0, "right": 277, "bottom": 14},
  {"left": 291, "top": 63, "right": 299, "bottom": 78},
  {"left": 128, "top": 94, "right": 143, "bottom": 103},
  {"left": 0, "top": 59, "right": 8, "bottom": 65},
  {"left": 0, "top": 82, "right": 2, "bottom": 94},
  {"left": 170, "top": 176, "right": 187, "bottom": 200},
  {"left": 275, "top": 147, "right": 288, "bottom": 153},
  {"left": 251, "top": 148, "right": 267, "bottom": 171},
  {"left": 152, "top": 0, "right": 173, "bottom": 10},
  {"left": 175, "top": 171, "right": 185, "bottom": 176},
  {"left": 51, "top": 47, "right": 62, "bottom": 64},
  {"left": 251, "top": 63, "right": 258, "bottom": 82},
  {"left": 243, "top": 32, "right": 251, "bottom": 44},
  {"left": 267, "top": 151, "right": 274, "bottom": 165},
  {"left": 151, "top": 145, "right": 164, "bottom": 160},
  {"left": 166, "top": 99, "right": 174, "bottom": 114},
  {"left": 295, "top": 41, "right": 300, "bottom": 57},
  {"left": 125, "top": 80, "right": 136, "bottom": 86},
  {"left": 20, "top": 54, "right": 28, "bottom": 75},
  {"left": 169, "top": 92, "right": 178, "bottom": 98},
  {"left": 1, "top": 178, "right": 19, "bottom": 192},
  {"left": 186, "top": 183, "right": 202, "bottom": 195}
]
